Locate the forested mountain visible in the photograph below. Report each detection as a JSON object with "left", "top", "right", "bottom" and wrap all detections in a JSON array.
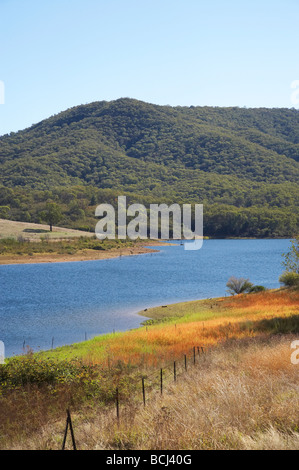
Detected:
[{"left": 0, "top": 98, "right": 298, "bottom": 237}]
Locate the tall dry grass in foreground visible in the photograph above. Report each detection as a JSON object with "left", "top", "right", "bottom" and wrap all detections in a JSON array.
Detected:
[{"left": 8, "top": 335, "right": 299, "bottom": 450}]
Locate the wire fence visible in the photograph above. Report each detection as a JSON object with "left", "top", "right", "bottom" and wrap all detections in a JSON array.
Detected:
[
  {"left": 62, "top": 344, "right": 206, "bottom": 450},
  {"left": 118, "top": 345, "right": 205, "bottom": 410}
]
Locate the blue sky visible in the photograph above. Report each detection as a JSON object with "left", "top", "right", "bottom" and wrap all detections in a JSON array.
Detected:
[{"left": 0, "top": 0, "right": 299, "bottom": 136}]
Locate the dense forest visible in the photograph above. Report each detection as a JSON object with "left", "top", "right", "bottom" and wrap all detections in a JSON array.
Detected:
[{"left": 0, "top": 98, "right": 298, "bottom": 237}]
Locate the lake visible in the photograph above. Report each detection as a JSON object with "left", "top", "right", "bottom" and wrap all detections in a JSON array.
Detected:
[{"left": 0, "top": 239, "right": 290, "bottom": 357}]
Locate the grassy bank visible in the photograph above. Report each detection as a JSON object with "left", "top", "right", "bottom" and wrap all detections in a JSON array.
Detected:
[
  {"left": 0, "top": 288, "right": 298, "bottom": 449},
  {"left": 0, "top": 226, "right": 165, "bottom": 264},
  {"left": 38, "top": 288, "right": 299, "bottom": 364}
]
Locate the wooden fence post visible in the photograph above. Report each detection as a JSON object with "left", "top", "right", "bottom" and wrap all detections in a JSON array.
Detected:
[
  {"left": 116, "top": 387, "right": 120, "bottom": 424},
  {"left": 174, "top": 361, "right": 176, "bottom": 382},
  {"left": 184, "top": 354, "right": 187, "bottom": 371},
  {"left": 142, "top": 378, "right": 146, "bottom": 407},
  {"left": 62, "top": 409, "right": 77, "bottom": 450},
  {"left": 160, "top": 368, "right": 163, "bottom": 395}
]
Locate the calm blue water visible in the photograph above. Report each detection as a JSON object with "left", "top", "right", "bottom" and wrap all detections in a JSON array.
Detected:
[{"left": 0, "top": 239, "right": 290, "bottom": 357}]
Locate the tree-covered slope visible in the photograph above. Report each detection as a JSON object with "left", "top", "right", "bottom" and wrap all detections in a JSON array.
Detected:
[
  {"left": 1, "top": 98, "right": 299, "bottom": 189},
  {"left": 0, "top": 98, "right": 298, "bottom": 237}
]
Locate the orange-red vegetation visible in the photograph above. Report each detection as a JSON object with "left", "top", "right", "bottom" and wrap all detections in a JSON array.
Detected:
[{"left": 85, "top": 289, "right": 299, "bottom": 368}]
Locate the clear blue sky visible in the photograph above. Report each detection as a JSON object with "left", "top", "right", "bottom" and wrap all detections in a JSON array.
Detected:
[{"left": 0, "top": 0, "right": 299, "bottom": 136}]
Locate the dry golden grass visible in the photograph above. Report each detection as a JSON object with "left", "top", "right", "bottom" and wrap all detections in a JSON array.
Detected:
[
  {"left": 0, "top": 218, "right": 94, "bottom": 241},
  {"left": 6, "top": 335, "right": 298, "bottom": 450}
]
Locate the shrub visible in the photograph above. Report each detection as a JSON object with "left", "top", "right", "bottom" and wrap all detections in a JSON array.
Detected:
[
  {"left": 249, "top": 285, "right": 266, "bottom": 293},
  {"left": 0, "top": 355, "right": 89, "bottom": 388},
  {"left": 226, "top": 277, "right": 253, "bottom": 295},
  {"left": 279, "top": 271, "right": 299, "bottom": 288}
]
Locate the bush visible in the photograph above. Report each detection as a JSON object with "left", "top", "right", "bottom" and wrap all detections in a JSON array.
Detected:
[
  {"left": 279, "top": 271, "right": 299, "bottom": 288},
  {"left": 249, "top": 285, "right": 266, "bottom": 293},
  {"left": 226, "top": 277, "right": 253, "bottom": 295},
  {"left": 0, "top": 355, "right": 90, "bottom": 389}
]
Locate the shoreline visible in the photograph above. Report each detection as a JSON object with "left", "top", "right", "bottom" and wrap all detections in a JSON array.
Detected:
[
  {"left": 33, "top": 287, "right": 290, "bottom": 361},
  {"left": 33, "top": 294, "right": 228, "bottom": 359},
  {"left": 0, "top": 233, "right": 290, "bottom": 266},
  {"left": 0, "top": 240, "right": 171, "bottom": 266},
  {"left": 5, "top": 287, "right": 288, "bottom": 359}
]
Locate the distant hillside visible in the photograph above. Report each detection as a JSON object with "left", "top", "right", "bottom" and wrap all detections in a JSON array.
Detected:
[
  {"left": 1, "top": 98, "right": 299, "bottom": 188},
  {"left": 0, "top": 98, "right": 298, "bottom": 237}
]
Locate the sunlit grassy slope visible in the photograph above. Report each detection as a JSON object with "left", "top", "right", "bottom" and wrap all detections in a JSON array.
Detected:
[
  {"left": 0, "top": 218, "right": 94, "bottom": 240},
  {"left": 42, "top": 288, "right": 299, "bottom": 367}
]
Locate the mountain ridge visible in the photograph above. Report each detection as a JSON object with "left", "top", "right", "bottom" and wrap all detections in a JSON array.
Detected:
[
  {"left": 1, "top": 98, "right": 298, "bottom": 186},
  {"left": 0, "top": 98, "right": 298, "bottom": 237}
]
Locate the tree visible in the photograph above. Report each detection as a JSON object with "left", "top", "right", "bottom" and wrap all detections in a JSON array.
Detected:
[
  {"left": 41, "top": 202, "right": 62, "bottom": 232},
  {"left": 282, "top": 236, "right": 299, "bottom": 274},
  {"left": 0, "top": 205, "right": 10, "bottom": 219},
  {"left": 226, "top": 276, "right": 253, "bottom": 295},
  {"left": 279, "top": 236, "right": 299, "bottom": 288}
]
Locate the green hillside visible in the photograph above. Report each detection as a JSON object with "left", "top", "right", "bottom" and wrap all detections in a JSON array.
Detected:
[{"left": 0, "top": 98, "right": 298, "bottom": 237}]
